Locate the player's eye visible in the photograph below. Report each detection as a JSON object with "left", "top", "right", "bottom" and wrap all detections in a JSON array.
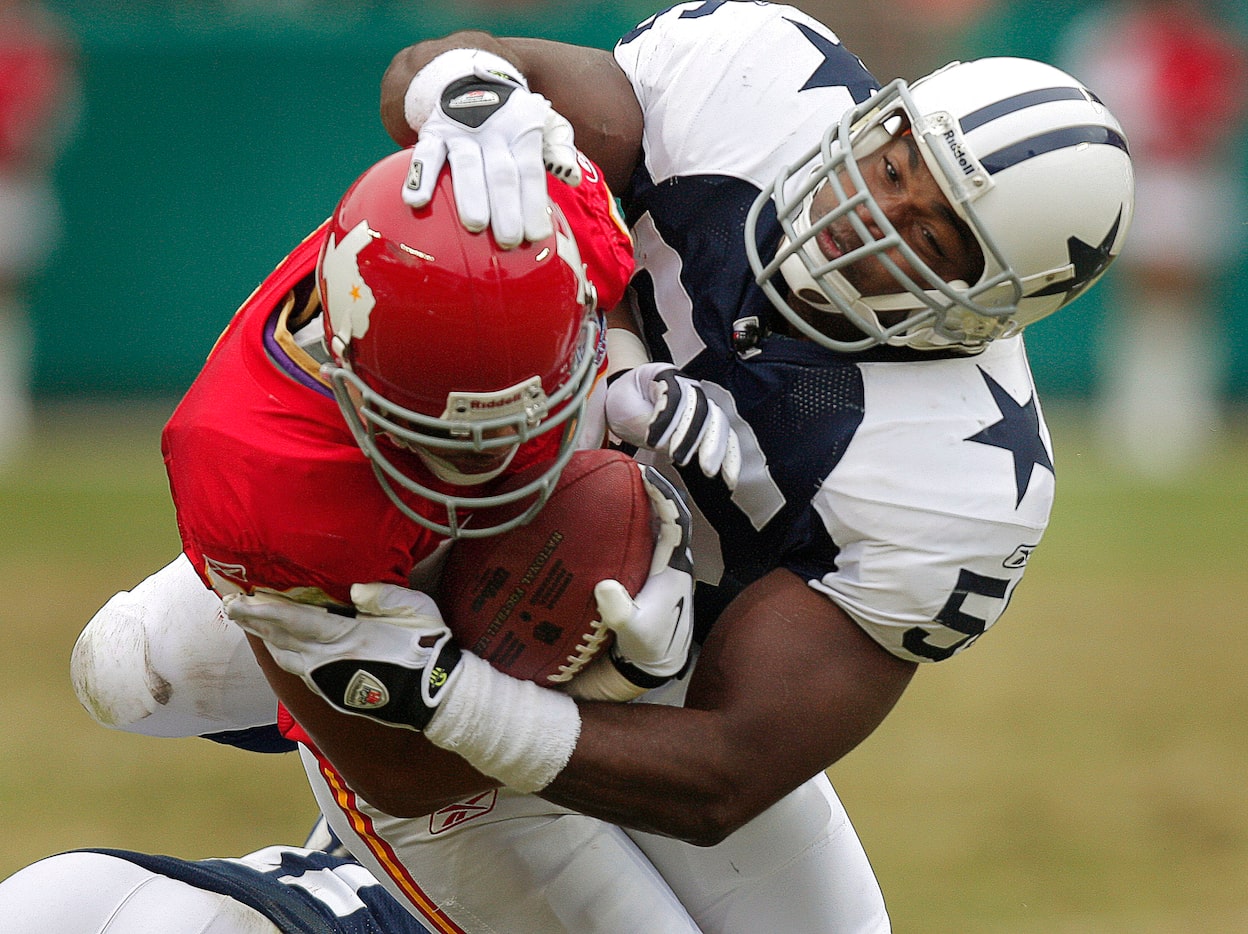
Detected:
[{"left": 922, "top": 226, "right": 947, "bottom": 261}]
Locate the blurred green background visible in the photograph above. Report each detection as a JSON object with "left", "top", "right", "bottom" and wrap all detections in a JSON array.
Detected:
[
  {"left": 4, "top": 0, "right": 1248, "bottom": 931},
  {"left": 23, "top": 0, "right": 1248, "bottom": 402}
]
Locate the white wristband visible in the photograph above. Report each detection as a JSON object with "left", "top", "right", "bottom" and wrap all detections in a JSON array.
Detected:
[
  {"left": 423, "top": 652, "right": 581, "bottom": 793},
  {"left": 605, "top": 327, "right": 651, "bottom": 380},
  {"left": 404, "top": 48, "right": 529, "bottom": 131}
]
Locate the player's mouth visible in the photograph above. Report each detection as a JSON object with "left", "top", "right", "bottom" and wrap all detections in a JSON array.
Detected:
[{"left": 816, "top": 225, "right": 844, "bottom": 261}]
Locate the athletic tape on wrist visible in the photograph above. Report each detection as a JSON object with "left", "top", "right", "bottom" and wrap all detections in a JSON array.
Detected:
[
  {"left": 423, "top": 652, "right": 581, "bottom": 793},
  {"left": 605, "top": 328, "right": 652, "bottom": 380},
  {"left": 563, "top": 653, "right": 649, "bottom": 702},
  {"left": 610, "top": 650, "right": 672, "bottom": 689},
  {"left": 404, "top": 48, "right": 528, "bottom": 131}
]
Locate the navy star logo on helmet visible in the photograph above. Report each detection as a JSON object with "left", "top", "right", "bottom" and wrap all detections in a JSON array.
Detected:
[{"left": 1031, "top": 207, "right": 1125, "bottom": 305}]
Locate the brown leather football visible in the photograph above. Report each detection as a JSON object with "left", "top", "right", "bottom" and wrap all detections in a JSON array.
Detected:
[{"left": 440, "top": 449, "right": 654, "bottom": 684}]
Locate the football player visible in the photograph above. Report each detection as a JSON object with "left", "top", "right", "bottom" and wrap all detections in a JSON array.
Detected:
[
  {"left": 66, "top": 143, "right": 719, "bottom": 932},
  {"left": 67, "top": 2, "right": 1135, "bottom": 931},
  {"left": 223, "top": 3, "right": 1134, "bottom": 931}
]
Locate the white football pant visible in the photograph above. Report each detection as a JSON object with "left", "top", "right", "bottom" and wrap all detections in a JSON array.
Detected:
[
  {"left": 305, "top": 670, "right": 891, "bottom": 934},
  {"left": 0, "top": 851, "right": 281, "bottom": 934},
  {"left": 71, "top": 554, "right": 279, "bottom": 738}
]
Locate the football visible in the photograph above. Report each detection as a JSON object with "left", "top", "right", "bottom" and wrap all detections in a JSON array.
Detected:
[{"left": 439, "top": 448, "right": 654, "bottom": 685}]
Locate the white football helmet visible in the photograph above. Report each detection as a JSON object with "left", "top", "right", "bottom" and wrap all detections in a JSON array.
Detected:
[{"left": 746, "top": 57, "right": 1135, "bottom": 352}]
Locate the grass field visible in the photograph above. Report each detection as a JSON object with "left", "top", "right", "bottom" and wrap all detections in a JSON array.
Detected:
[{"left": 2, "top": 401, "right": 1246, "bottom": 932}]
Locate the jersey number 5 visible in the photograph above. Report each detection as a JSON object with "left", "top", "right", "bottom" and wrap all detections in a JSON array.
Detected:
[{"left": 903, "top": 568, "right": 1010, "bottom": 662}]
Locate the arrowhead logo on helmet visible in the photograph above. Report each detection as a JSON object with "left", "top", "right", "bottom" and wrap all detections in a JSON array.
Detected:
[{"left": 321, "top": 219, "right": 378, "bottom": 355}]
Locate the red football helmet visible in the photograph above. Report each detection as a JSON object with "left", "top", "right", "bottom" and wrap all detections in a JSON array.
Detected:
[{"left": 318, "top": 149, "right": 600, "bottom": 537}]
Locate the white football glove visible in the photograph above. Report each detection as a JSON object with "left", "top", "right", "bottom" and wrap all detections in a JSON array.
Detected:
[
  {"left": 592, "top": 466, "right": 695, "bottom": 687},
  {"left": 606, "top": 362, "right": 742, "bottom": 490},
  {"left": 403, "top": 48, "right": 581, "bottom": 249},
  {"left": 223, "top": 583, "right": 462, "bottom": 732}
]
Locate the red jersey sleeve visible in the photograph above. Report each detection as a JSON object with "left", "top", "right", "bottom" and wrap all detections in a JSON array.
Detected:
[
  {"left": 163, "top": 225, "right": 441, "bottom": 605},
  {"left": 548, "top": 154, "right": 635, "bottom": 313}
]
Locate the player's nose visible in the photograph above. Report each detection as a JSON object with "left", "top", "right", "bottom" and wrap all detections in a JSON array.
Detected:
[{"left": 852, "top": 198, "right": 886, "bottom": 242}]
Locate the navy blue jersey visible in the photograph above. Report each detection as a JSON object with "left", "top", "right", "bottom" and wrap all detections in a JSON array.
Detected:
[
  {"left": 82, "top": 846, "right": 431, "bottom": 934},
  {"left": 614, "top": 2, "right": 1055, "bottom": 662}
]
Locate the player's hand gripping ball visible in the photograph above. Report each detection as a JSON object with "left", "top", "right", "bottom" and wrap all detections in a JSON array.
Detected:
[{"left": 440, "top": 449, "right": 654, "bottom": 685}]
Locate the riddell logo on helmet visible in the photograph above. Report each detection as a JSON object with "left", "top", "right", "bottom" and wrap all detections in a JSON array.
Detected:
[
  {"left": 446, "top": 378, "right": 545, "bottom": 422},
  {"left": 942, "top": 128, "right": 977, "bottom": 178},
  {"left": 470, "top": 393, "right": 524, "bottom": 410}
]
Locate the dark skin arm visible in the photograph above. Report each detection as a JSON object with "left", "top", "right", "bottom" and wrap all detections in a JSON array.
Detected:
[
  {"left": 251, "top": 567, "right": 915, "bottom": 843},
  {"left": 380, "top": 33, "right": 644, "bottom": 195},
  {"left": 544, "top": 569, "right": 916, "bottom": 844},
  {"left": 546, "top": 571, "right": 918, "bottom": 844}
]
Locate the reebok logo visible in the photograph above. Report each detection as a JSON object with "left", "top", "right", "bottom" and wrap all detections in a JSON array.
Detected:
[
  {"left": 430, "top": 790, "right": 498, "bottom": 834},
  {"left": 1003, "top": 544, "right": 1036, "bottom": 569}
]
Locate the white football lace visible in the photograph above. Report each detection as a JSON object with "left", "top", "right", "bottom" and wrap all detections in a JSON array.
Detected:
[{"left": 546, "top": 618, "right": 614, "bottom": 684}]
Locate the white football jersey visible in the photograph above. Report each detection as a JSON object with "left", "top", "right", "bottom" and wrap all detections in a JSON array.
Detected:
[{"left": 614, "top": 2, "right": 1054, "bottom": 663}]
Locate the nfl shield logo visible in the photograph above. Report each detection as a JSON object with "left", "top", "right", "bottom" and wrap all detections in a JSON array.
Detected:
[{"left": 344, "top": 670, "right": 390, "bottom": 710}]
